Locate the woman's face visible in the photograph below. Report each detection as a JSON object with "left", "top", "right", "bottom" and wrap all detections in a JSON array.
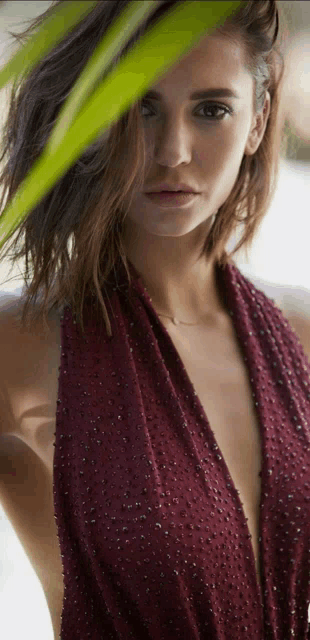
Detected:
[{"left": 123, "top": 30, "right": 270, "bottom": 240}]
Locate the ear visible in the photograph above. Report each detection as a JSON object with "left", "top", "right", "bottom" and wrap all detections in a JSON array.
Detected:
[{"left": 244, "top": 90, "right": 271, "bottom": 156}]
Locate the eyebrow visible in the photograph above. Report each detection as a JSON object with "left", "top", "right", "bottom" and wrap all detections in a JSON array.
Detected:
[{"left": 142, "top": 88, "right": 241, "bottom": 101}]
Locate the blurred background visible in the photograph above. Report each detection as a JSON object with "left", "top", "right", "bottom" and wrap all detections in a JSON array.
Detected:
[{"left": 0, "top": 1, "right": 309, "bottom": 639}]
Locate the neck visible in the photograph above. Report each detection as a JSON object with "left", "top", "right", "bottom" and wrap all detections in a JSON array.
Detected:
[{"left": 122, "top": 221, "right": 225, "bottom": 325}]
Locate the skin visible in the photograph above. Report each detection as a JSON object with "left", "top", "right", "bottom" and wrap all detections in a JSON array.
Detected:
[{"left": 122, "top": 29, "right": 271, "bottom": 325}]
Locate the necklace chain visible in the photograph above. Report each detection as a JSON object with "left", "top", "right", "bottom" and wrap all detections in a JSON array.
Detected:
[
  {"left": 156, "top": 312, "right": 205, "bottom": 326},
  {"left": 142, "top": 284, "right": 209, "bottom": 326}
]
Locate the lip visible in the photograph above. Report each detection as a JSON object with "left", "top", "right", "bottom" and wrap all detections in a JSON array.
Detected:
[
  {"left": 145, "top": 182, "right": 198, "bottom": 193},
  {"left": 144, "top": 191, "right": 199, "bottom": 207}
]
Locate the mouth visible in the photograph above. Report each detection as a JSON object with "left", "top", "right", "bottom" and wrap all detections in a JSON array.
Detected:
[
  {"left": 144, "top": 191, "right": 199, "bottom": 207},
  {"left": 145, "top": 189, "right": 197, "bottom": 194}
]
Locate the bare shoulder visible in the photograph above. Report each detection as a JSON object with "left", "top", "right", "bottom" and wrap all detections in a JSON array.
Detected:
[
  {"left": 0, "top": 292, "right": 62, "bottom": 335},
  {"left": 286, "top": 312, "right": 310, "bottom": 361},
  {"left": 277, "top": 301, "right": 310, "bottom": 361},
  {"left": 0, "top": 294, "right": 62, "bottom": 438}
]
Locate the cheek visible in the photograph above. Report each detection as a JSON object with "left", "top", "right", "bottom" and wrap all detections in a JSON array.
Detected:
[
  {"left": 195, "top": 136, "right": 246, "bottom": 208},
  {"left": 198, "top": 129, "right": 247, "bottom": 177},
  {"left": 199, "top": 126, "right": 242, "bottom": 157}
]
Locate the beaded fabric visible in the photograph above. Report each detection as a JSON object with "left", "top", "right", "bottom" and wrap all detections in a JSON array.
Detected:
[{"left": 53, "top": 256, "right": 310, "bottom": 640}]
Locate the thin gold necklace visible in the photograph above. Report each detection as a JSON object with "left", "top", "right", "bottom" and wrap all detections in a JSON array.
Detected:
[
  {"left": 155, "top": 312, "right": 208, "bottom": 326},
  {"left": 141, "top": 282, "right": 210, "bottom": 327}
]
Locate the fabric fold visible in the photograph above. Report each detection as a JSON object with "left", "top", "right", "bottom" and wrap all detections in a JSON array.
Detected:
[{"left": 53, "top": 256, "right": 310, "bottom": 640}]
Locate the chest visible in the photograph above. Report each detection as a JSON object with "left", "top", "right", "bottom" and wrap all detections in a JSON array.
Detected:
[{"left": 161, "top": 319, "right": 263, "bottom": 589}]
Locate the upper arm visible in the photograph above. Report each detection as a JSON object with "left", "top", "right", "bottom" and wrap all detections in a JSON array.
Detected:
[
  {"left": 0, "top": 294, "right": 62, "bottom": 440},
  {"left": 0, "top": 295, "right": 23, "bottom": 438}
]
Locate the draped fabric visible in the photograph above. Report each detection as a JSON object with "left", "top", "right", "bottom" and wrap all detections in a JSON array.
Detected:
[{"left": 53, "top": 256, "right": 310, "bottom": 639}]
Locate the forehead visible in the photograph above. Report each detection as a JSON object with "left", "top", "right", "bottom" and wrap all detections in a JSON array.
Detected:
[{"left": 152, "top": 31, "right": 251, "bottom": 95}]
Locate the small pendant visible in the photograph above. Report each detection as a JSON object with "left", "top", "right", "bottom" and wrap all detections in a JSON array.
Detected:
[{"left": 172, "top": 317, "right": 180, "bottom": 325}]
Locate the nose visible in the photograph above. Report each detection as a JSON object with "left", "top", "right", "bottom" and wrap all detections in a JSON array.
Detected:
[{"left": 152, "top": 120, "right": 193, "bottom": 168}]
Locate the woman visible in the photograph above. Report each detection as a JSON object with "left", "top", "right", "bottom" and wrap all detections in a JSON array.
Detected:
[{"left": 0, "top": 2, "right": 309, "bottom": 639}]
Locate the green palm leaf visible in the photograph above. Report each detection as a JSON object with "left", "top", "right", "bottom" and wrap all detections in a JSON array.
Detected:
[
  {"left": 0, "top": 1, "right": 98, "bottom": 90},
  {"left": 47, "top": 0, "right": 160, "bottom": 154},
  {"left": 0, "top": 1, "right": 241, "bottom": 250}
]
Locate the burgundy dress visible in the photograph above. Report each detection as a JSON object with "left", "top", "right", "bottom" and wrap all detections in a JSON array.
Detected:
[{"left": 53, "top": 257, "right": 310, "bottom": 639}]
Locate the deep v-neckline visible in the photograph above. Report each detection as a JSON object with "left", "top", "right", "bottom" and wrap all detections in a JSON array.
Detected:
[
  {"left": 153, "top": 313, "right": 264, "bottom": 598},
  {"left": 127, "top": 258, "right": 265, "bottom": 605}
]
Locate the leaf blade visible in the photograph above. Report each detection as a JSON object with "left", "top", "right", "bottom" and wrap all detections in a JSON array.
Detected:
[
  {"left": 0, "top": 1, "right": 98, "bottom": 91},
  {"left": 47, "top": 1, "right": 159, "bottom": 154}
]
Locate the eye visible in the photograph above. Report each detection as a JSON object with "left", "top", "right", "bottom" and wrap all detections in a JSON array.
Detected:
[
  {"left": 140, "top": 100, "right": 233, "bottom": 121},
  {"left": 195, "top": 101, "right": 233, "bottom": 120}
]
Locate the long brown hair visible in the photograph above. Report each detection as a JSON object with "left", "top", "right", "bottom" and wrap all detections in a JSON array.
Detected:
[{"left": 0, "top": 0, "right": 291, "bottom": 337}]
